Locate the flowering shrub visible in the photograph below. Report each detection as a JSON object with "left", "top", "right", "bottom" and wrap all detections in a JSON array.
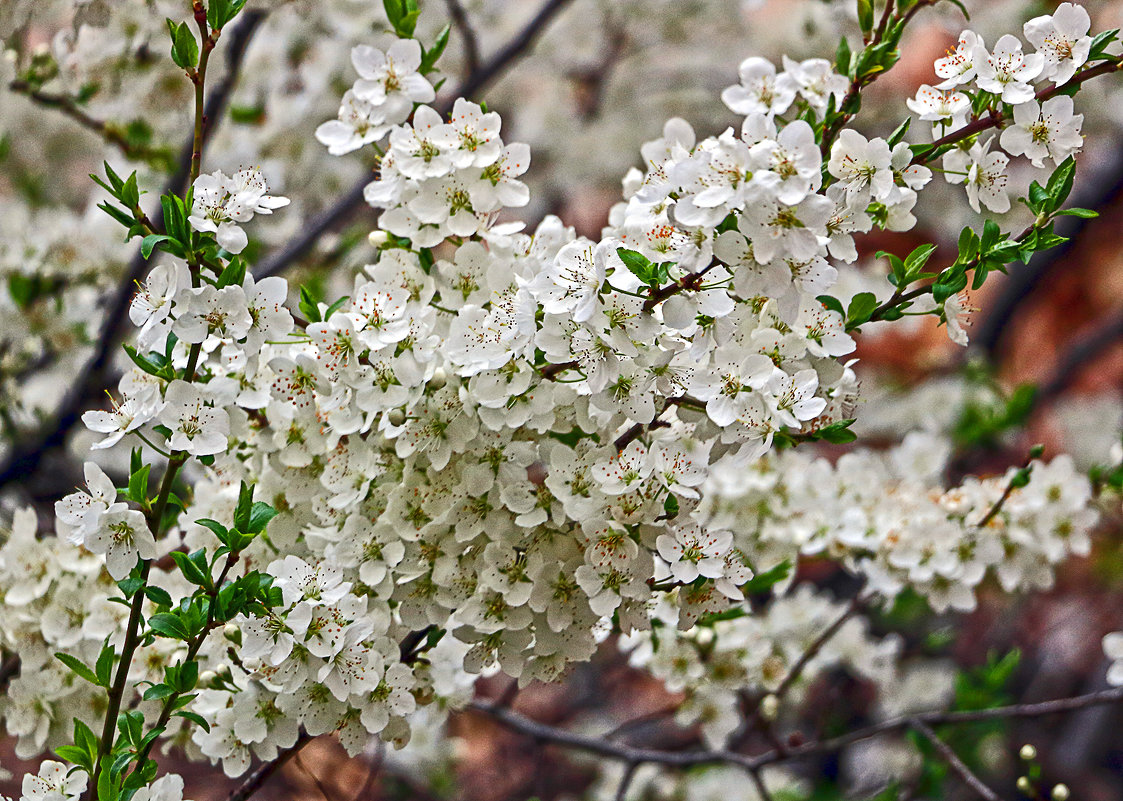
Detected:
[{"left": 2, "top": 1, "right": 1123, "bottom": 800}]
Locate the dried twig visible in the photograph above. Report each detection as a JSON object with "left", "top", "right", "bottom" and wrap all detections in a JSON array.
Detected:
[{"left": 910, "top": 719, "right": 1001, "bottom": 801}]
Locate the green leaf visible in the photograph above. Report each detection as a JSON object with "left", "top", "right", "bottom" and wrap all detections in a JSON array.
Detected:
[
  {"left": 174, "top": 710, "right": 211, "bottom": 732},
  {"left": 1046, "top": 156, "right": 1076, "bottom": 207},
  {"left": 142, "top": 683, "right": 177, "bottom": 701},
  {"left": 886, "top": 116, "right": 911, "bottom": 148},
  {"left": 246, "top": 501, "right": 279, "bottom": 535},
  {"left": 421, "top": 25, "right": 451, "bottom": 74},
  {"left": 148, "top": 612, "right": 190, "bottom": 640},
  {"left": 616, "top": 247, "right": 656, "bottom": 285},
  {"left": 816, "top": 418, "right": 858, "bottom": 444},
  {"left": 140, "top": 234, "right": 171, "bottom": 259},
  {"left": 74, "top": 718, "right": 98, "bottom": 758},
  {"left": 846, "top": 291, "right": 878, "bottom": 328},
  {"left": 55, "top": 653, "right": 102, "bottom": 687},
  {"left": 216, "top": 257, "right": 247, "bottom": 289},
  {"left": 741, "top": 560, "right": 792, "bottom": 595},
  {"left": 1089, "top": 29, "right": 1120, "bottom": 61},
  {"left": 171, "top": 549, "right": 209, "bottom": 586},
  {"left": 662, "top": 494, "right": 679, "bottom": 520},
  {"left": 1055, "top": 207, "right": 1098, "bottom": 218},
  {"left": 54, "top": 745, "right": 91, "bottom": 768},
  {"left": 298, "top": 284, "right": 322, "bottom": 322},
  {"left": 167, "top": 19, "right": 199, "bottom": 71},
  {"left": 95, "top": 644, "right": 115, "bottom": 687},
  {"left": 144, "top": 586, "right": 173, "bottom": 608},
  {"left": 856, "top": 0, "right": 874, "bottom": 36},
  {"left": 817, "top": 294, "right": 845, "bottom": 316}
]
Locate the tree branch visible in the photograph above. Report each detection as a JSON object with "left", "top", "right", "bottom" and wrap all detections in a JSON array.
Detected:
[
  {"left": 471, "top": 685, "right": 1123, "bottom": 773},
  {"left": 226, "top": 733, "right": 314, "bottom": 801},
  {"left": 443, "top": 0, "right": 481, "bottom": 78},
  {"left": 910, "top": 719, "right": 1000, "bottom": 801}
]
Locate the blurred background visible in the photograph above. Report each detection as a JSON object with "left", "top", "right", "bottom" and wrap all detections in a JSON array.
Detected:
[{"left": 2, "top": 0, "right": 1123, "bottom": 799}]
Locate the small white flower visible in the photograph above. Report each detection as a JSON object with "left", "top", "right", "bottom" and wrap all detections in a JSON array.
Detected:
[
  {"left": 158, "top": 380, "right": 230, "bottom": 456},
  {"left": 827, "top": 129, "right": 894, "bottom": 205},
  {"left": 87, "top": 505, "right": 156, "bottom": 579},
  {"left": 722, "top": 56, "right": 797, "bottom": 117},
  {"left": 935, "top": 30, "right": 985, "bottom": 89},
  {"left": 1024, "top": 3, "right": 1092, "bottom": 86},
  {"left": 350, "top": 40, "right": 436, "bottom": 122},
  {"left": 973, "top": 34, "right": 1045, "bottom": 105},
  {"left": 999, "top": 95, "right": 1083, "bottom": 168},
  {"left": 188, "top": 168, "right": 289, "bottom": 254},
  {"left": 943, "top": 136, "right": 1010, "bottom": 213},
  {"left": 942, "top": 293, "right": 974, "bottom": 347}
]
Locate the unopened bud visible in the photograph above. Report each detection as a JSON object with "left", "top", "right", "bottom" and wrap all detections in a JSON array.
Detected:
[
  {"left": 1016, "top": 776, "right": 1033, "bottom": 795},
  {"left": 429, "top": 367, "right": 447, "bottom": 390},
  {"left": 216, "top": 664, "right": 233, "bottom": 682},
  {"left": 368, "top": 230, "right": 389, "bottom": 248},
  {"left": 223, "top": 623, "right": 242, "bottom": 646},
  {"left": 387, "top": 408, "right": 406, "bottom": 426},
  {"left": 1019, "top": 744, "right": 1037, "bottom": 761},
  {"left": 199, "top": 670, "right": 218, "bottom": 687},
  {"left": 1051, "top": 784, "right": 1070, "bottom": 801},
  {"left": 759, "top": 693, "right": 779, "bottom": 721}
]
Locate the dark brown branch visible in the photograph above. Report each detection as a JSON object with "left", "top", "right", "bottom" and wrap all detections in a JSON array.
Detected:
[
  {"left": 472, "top": 685, "right": 1123, "bottom": 772},
  {"left": 772, "top": 593, "right": 866, "bottom": 702},
  {"left": 226, "top": 733, "right": 313, "bottom": 801},
  {"left": 913, "top": 56, "right": 1123, "bottom": 165},
  {"left": 254, "top": 0, "right": 575, "bottom": 280},
  {"left": 7, "top": 82, "right": 171, "bottom": 165},
  {"left": 910, "top": 720, "right": 1000, "bottom": 801}
]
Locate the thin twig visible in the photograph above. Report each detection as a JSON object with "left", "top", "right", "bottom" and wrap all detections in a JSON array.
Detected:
[
  {"left": 749, "top": 768, "right": 776, "bottom": 801},
  {"left": 910, "top": 720, "right": 1000, "bottom": 801},
  {"left": 471, "top": 685, "right": 1123, "bottom": 772},
  {"left": 7, "top": 82, "right": 173, "bottom": 166},
  {"left": 226, "top": 733, "right": 314, "bottom": 801},
  {"left": 295, "top": 751, "right": 334, "bottom": 801},
  {"left": 614, "top": 762, "right": 640, "bottom": 801},
  {"left": 772, "top": 593, "right": 866, "bottom": 702},
  {"left": 443, "top": 0, "right": 481, "bottom": 78}
]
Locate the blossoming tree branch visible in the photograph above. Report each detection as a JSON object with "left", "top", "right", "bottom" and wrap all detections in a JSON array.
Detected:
[{"left": 2, "top": 1, "right": 1123, "bottom": 801}]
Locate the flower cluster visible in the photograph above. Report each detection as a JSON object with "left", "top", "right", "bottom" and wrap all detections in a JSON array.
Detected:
[
  {"left": 701, "top": 431, "right": 1098, "bottom": 613},
  {"left": 2, "top": 3, "right": 1118, "bottom": 798},
  {"left": 622, "top": 584, "right": 904, "bottom": 747},
  {"left": 908, "top": 3, "right": 1090, "bottom": 212}
]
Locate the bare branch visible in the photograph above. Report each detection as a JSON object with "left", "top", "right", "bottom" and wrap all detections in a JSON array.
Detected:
[
  {"left": 443, "top": 0, "right": 481, "bottom": 78},
  {"left": 910, "top": 720, "right": 1000, "bottom": 801},
  {"left": 472, "top": 685, "right": 1123, "bottom": 773},
  {"left": 226, "top": 733, "right": 314, "bottom": 801}
]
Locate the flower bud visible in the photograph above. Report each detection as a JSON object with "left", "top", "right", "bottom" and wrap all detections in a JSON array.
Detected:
[
  {"left": 387, "top": 408, "right": 406, "bottom": 426},
  {"left": 1016, "top": 776, "right": 1033, "bottom": 795},
  {"left": 368, "top": 230, "right": 389, "bottom": 248},
  {"left": 759, "top": 693, "right": 779, "bottom": 721},
  {"left": 1019, "top": 744, "right": 1036, "bottom": 761},
  {"left": 1051, "top": 784, "right": 1070, "bottom": 801},
  {"left": 216, "top": 664, "right": 233, "bottom": 682},
  {"left": 429, "top": 367, "right": 447, "bottom": 390},
  {"left": 223, "top": 623, "right": 242, "bottom": 646},
  {"left": 199, "top": 670, "right": 218, "bottom": 687}
]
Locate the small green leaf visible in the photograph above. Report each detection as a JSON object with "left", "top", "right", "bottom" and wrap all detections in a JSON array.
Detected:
[
  {"left": 174, "top": 710, "right": 211, "bottom": 732},
  {"left": 141, "top": 234, "right": 171, "bottom": 259},
  {"left": 148, "top": 612, "right": 190, "bottom": 640},
  {"left": 55, "top": 653, "right": 102, "bottom": 687},
  {"left": 846, "top": 291, "right": 878, "bottom": 328}
]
